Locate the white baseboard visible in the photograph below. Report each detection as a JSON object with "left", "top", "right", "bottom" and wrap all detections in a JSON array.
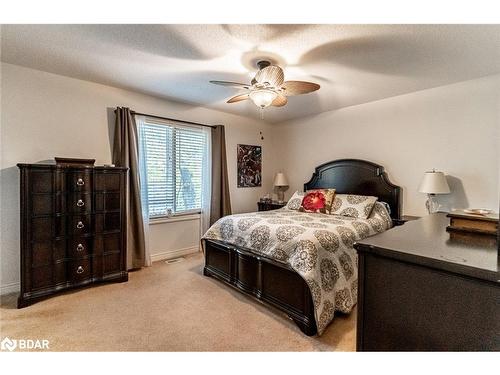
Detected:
[
  {"left": 1, "top": 281, "right": 20, "bottom": 295},
  {"left": 150, "top": 246, "right": 200, "bottom": 263}
]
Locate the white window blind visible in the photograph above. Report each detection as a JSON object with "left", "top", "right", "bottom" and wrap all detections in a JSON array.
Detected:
[{"left": 138, "top": 118, "right": 208, "bottom": 218}]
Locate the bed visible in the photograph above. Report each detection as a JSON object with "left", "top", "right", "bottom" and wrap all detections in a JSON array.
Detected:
[{"left": 201, "top": 159, "right": 402, "bottom": 336}]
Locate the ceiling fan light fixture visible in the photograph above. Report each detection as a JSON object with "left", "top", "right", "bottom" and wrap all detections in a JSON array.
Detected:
[{"left": 249, "top": 89, "right": 278, "bottom": 108}]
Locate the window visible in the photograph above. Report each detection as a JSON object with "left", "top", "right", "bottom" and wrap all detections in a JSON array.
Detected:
[{"left": 138, "top": 117, "right": 209, "bottom": 218}]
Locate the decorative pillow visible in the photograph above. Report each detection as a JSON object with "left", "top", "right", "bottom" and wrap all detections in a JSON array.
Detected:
[
  {"left": 299, "top": 189, "right": 336, "bottom": 214},
  {"left": 286, "top": 191, "right": 306, "bottom": 210},
  {"left": 330, "top": 194, "right": 378, "bottom": 219}
]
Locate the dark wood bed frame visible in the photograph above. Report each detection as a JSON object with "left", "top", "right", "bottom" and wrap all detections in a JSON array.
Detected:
[{"left": 202, "top": 159, "right": 402, "bottom": 336}]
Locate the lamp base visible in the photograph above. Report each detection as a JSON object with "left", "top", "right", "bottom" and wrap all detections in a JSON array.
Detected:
[
  {"left": 425, "top": 194, "right": 439, "bottom": 214},
  {"left": 277, "top": 189, "right": 285, "bottom": 204}
]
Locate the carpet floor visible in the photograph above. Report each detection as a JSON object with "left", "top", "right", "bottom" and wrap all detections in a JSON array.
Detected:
[{"left": 0, "top": 253, "right": 355, "bottom": 351}]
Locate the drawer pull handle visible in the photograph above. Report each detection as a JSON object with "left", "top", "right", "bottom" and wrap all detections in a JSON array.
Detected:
[
  {"left": 77, "top": 199, "right": 85, "bottom": 207},
  {"left": 76, "top": 221, "right": 84, "bottom": 229},
  {"left": 77, "top": 178, "right": 85, "bottom": 186},
  {"left": 76, "top": 243, "right": 84, "bottom": 252},
  {"left": 76, "top": 266, "right": 84, "bottom": 274}
]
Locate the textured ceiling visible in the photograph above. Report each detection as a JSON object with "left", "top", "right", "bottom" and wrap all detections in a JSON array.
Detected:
[{"left": 2, "top": 24, "right": 500, "bottom": 123}]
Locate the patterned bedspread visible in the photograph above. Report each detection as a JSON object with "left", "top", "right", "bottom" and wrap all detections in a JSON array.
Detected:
[{"left": 202, "top": 202, "right": 393, "bottom": 335}]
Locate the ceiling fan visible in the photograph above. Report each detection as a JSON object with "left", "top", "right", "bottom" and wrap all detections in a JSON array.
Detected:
[{"left": 210, "top": 60, "right": 320, "bottom": 109}]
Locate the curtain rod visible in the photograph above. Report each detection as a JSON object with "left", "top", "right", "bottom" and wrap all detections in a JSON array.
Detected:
[{"left": 130, "top": 111, "right": 217, "bottom": 129}]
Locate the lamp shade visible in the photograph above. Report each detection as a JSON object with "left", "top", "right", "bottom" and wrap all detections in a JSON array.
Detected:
[
  {"left": 418, "top": 171, "right": 450, "bottom": 194},
  {"left": 273, "top": 172, "right": 289, "bottom": 187}
]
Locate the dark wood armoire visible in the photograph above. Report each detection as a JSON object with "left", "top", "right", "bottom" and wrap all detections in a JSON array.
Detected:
[{"left": 17, "top": 160, "right": 128, "bottom": 308}]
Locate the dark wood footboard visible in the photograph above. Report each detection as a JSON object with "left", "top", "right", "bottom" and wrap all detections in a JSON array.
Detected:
[{"left": 202, "top": 239, "right": 317, "bottom": 336}]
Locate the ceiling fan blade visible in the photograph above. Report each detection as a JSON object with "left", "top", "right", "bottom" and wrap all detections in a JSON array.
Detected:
[
  {"left": 281, "top": 81, "right": 320, "bottom": 96},
  {"left": 271, "top": 94, "right": 287, "bottom": 107},
  {"left": 254, "top": 66, "right": 284, "bottom": 88},
  {"left": 227, "top": 94, "right": 250, "bottom": 103},
  {"left": 210, "top": 81, "right": 251, "bottom": 89}
]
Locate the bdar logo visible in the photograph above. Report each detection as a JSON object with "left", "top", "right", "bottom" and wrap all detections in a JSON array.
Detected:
[{"left": 1, "top": 337, "right": 17, "bottom": 351}]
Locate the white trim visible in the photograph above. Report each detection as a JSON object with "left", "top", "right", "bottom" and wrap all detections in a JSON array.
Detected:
[
  {"left": 1, "top": 281, "right": 20, "bottom": 295},
  {"left": 150, "top": 246, "right": 200, "bottom": 263},
  {"left": 149, "top": 213, "right": 201, "bottom": 225}
]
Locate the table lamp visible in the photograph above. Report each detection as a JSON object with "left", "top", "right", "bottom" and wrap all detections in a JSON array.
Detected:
[
  {"left": 418, "top": 169, "right": 450, "bottom": 214},
  {"left": 274, "top": 172, "right": 289, "bottom": 203}
]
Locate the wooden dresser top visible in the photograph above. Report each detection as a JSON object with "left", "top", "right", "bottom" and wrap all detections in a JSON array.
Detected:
[
  {"left": 355, "top": 213, "right": 499, "bottom": 284},
  {"left": 17, "top": 163, "right": 128, "bottom": 170}
]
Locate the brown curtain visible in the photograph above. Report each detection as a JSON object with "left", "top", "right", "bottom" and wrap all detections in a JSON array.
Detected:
[
  {"left": 210, "top": 125, "right": 232, "bottom": 224},
  {"left": 113, "top": 107, "right": 147, "bottom": 269}
]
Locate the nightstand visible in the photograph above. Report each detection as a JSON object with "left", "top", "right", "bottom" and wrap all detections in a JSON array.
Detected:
[
  {"left": 257, "top": 201, "right": 287, "bottom": 211},
  {"left": 393, "top": 215, "right": 420, "bottom": 226}
]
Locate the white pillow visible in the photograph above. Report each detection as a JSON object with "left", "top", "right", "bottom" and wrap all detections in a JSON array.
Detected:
[
  {"left": 286, "top": 191, "right": 305, "bottom": 210},
  {"left": 330, "top": 194, "right": 378, "bottom": 219},
  {"left": 367, "top": 201, "right": 393, "bottom": 231}
]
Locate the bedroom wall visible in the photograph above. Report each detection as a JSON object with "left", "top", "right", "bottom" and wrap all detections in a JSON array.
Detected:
[
  {"left": 272, "top": 74, "right": 500, "bottom": 217},
  {"left": 0, "top": 63, "right": 276, "bottom": 292}
]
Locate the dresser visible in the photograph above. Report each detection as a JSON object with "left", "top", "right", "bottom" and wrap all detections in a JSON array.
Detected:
[
  {"left": 17, "top": 162, "right": 128, "bottom": 308},
  {"left": 354, "top": 213, "right": 499, "bottom": 351}
]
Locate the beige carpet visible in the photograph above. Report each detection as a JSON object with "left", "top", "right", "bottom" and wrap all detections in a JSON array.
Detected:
[{"left": 0, "top": 253, "right": 355, "bottom": 351}]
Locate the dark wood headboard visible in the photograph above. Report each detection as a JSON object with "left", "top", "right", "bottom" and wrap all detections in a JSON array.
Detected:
[{"left": 304, "top": 159, "right": 402, "bottom": 220}]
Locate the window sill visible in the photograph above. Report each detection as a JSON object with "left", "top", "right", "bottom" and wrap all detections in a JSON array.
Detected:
[{"left": 149, "top": 213, "right": 201, "bottom": 225}]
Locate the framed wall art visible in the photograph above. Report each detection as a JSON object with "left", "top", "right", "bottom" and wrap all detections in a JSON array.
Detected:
[{"left": 237, "top": 144, "right": 262, "bottom": 188}]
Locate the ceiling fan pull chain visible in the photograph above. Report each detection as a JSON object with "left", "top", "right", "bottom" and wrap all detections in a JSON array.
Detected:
[{"left": 260, "top": 107, "right": 264, "bottom": 120}]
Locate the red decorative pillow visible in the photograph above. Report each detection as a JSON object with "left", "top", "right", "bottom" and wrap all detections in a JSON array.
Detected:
[
  {"left": 300, "top": 189, "right": 335, "bottom": 214},
  {"left": 302, "top": 191, "right": 326, "bottom": 212},
  {"left": 300, "top": 189, "right": 335, "bottom": 213}
]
